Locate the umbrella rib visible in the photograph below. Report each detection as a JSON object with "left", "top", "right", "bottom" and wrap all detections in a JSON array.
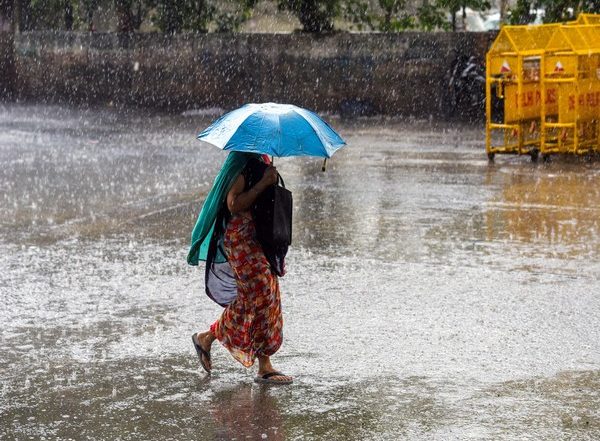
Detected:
[
  {"left": 198, "top": 104, "right": 255, "bottom": 147},
  {"left": 292, "top": 109, "right": 325, "bottom": 157},
  {"left": 294, "top": 108, "right": 345, "bottom": 157},
  {"left": 253, "top": 112, "right": 267, "bottom": 154}
]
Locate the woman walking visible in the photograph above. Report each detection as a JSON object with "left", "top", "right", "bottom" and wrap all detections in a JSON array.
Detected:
[{"left": 187, "top": 152, "right": 292, "bottom": 385}]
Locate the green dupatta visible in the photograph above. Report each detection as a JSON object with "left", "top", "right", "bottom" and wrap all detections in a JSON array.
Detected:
[{"left": 187, "top": 151, "right": 258, "bottom": 265}]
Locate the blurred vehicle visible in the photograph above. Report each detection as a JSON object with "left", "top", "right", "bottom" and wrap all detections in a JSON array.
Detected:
[{"left": 442, "top": 53, "right": 486, "bottom": 120}]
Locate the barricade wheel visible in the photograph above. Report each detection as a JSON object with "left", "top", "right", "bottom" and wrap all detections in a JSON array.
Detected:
[{"left": 530, "top": 149, "right": 539, "bottom": 163}]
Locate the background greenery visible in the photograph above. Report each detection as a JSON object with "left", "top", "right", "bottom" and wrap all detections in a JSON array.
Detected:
[{"left": 0, "top": 0, "right": 598, "bottom": 33}]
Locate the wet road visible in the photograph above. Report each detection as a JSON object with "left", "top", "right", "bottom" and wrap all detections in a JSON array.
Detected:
[{"left": 1, "top": 104, "right": 599, "bottom": 440}]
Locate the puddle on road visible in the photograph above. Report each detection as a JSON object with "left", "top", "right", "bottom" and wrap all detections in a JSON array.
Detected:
[
  {"left": 3, "top": 354, "right": 599, "bottom": 440},
  {"left": 1, "top": 104, "right": 599, "bottom": 440}
]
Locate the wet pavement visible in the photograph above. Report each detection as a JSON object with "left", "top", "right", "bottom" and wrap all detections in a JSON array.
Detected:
[{"left": 1, "top": 103, "right": 599, "bottom": 440}]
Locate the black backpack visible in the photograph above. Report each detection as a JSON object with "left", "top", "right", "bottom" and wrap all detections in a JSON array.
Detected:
[
  {"left": 253, "top": 174, "right": 292, "bottom": 249},
  {"left": 252, "top": 174, "right": 292, "bottom": 277}
]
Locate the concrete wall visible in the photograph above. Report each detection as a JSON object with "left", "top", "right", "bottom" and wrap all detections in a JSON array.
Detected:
[
  {"left": 7, "top": 31, "right": 495, "bottom": 116},
  {"left": 0, "top": 32, "right": 14, "bottom": 99}
]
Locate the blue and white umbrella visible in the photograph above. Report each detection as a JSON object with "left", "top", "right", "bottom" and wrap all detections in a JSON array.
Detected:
[{"left": 197, "top": 103, "right": 346, "bottom": 158}]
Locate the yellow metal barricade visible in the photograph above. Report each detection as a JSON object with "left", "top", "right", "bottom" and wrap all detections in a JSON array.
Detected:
[
  {"left": 486, "top": 24, "right": 558, "bottom": 161},
  {"left": 569, "top": 13, "right": 600, "bottom": 25},
  {"left": 486, "top": 15, "right": 600, "bottom": 161},
  {"left": 540, "top": 25, "right": 600, "bottom": 157}
]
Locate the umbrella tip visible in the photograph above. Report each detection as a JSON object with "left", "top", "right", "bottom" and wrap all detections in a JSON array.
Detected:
[{"left": 322, "top": 159, "right": 327, "bottom": 172}]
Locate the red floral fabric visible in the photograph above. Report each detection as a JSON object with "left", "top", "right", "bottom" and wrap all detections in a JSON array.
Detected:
[{"left": 210, "top": 214, "right": 283, "bottom": 367}]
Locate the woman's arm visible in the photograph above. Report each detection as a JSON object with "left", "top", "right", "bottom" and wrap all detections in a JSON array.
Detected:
[{"left": 227, "top": 165, "right": 278, "bottom": 214}]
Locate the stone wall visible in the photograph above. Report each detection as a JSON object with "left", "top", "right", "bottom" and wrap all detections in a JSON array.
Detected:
[
  {"left": 7, "top": 31, "right": 495, "bottom": 116},
  {"left": 0, "top": 32, "right": 14, "bottom": 99}
]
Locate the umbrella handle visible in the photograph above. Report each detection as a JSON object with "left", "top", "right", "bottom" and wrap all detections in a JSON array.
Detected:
[{"left": 322, "top": 159, "right": 327, "bottom": 172}]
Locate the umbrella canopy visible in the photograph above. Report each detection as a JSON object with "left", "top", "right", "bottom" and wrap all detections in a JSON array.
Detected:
[{"left": 197, "top": 103, "right": 346, "bottom": 158}]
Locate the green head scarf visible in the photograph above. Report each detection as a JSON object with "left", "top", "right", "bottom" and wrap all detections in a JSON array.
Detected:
[{"left": 187, "top": 151, "right": 259, "bottom": 265}]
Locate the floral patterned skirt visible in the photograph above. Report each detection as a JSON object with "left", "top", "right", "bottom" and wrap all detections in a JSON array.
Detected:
[{"left": 210, "top": 214, "right": 283, "bottom": 367}]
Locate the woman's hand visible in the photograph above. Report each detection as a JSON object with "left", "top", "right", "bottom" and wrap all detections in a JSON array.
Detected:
[
  {"left": 227, "top": 166, "right": 278, "bottom": 214},
  {"left": 259, "top": 166, "right": 278, "bottom": 188}
]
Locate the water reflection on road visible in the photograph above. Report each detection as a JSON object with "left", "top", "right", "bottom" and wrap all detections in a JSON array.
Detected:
[{"left": 1, "top": 104, "right": 599, "bottom": 440}]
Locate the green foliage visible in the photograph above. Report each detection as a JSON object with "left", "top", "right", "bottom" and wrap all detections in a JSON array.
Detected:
[
  {"left": 213, "top": 10, "right": 248, "bottom": 32},
  {"left": 340, "top": 0, "right": 373, "bottom": 31},
  {"left": 22, "top": 0, "right": 70, "bottom": 29},
  {"left": 370, "top": 0, "right": 489, "bottom": 32},
  {"left": 416, "top": 1, "right": 450, "bottom": 30},
  {"left": 508, "top": 0, "right": 598, "bottom": 25},
  {"left": 277, "top": 0, "right": 339, "bottom": 32},
  {"left": 151, "top": 0, "right": 256, "bottom": 33},
  {"left": 13, "top": 0, "right": 107, "bottom": 31},
  {"left": 582, "top": 0, "right": 600, "bottom": 12},
  {"left": 214, "top": 0, "right": 258, "bottom": 32},
  {"left": 375, "top": 0, "right": 414, "bottom": 31},
  {"left": 342, "top": 0, "right": 451, "bottom": 32},
  {"left": 114, "top": 0, "right": 150, "bottom": 31},
  {"left": 18, "top": 0, "right": 595, "bottom": 33},
  {"left": 437, "top": 0, "right": 490, "bottom": 30},
  {"left": 80, "top": 0, "right": 99, "bottom": 30},
  {"left": 152, "top": 0, "right": 194, "bottom": 33},
  {"left": 507, "top": 0, "right": 536, "bottom": 23},
  {"left": 443, "top": 0, "right": 491, "bottom": 15},
  {"left": 543, "top": 0, "right": 577, "bottom": 21}
]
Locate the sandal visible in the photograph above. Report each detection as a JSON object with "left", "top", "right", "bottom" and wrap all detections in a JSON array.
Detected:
[
  {"left": 191, "top": 333, "right": 211, "bottom": 374},
  {"left": 254, "top": 371, "right": 293, "bottom": 385}
]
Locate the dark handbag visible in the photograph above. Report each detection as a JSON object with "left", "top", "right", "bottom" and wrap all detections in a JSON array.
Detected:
[{"left": 253, "top": 174, "right": 293, "bottom": 248}]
